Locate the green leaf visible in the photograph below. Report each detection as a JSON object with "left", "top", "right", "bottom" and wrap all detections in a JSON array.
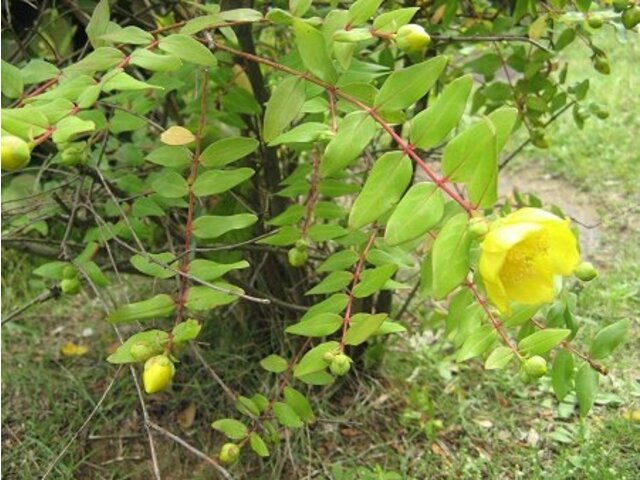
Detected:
[
  {"left": 268, "top": 204, "right": 305, "bottom": 227},
  {"left": 20, "top": 59, "right": 60, "bottom": 85},
  {"left": 132, "top": 197, "right": 165, "bottom": 217},
  {"left": 86, "top": 0, "right": 110, "bottom": 48},
  {"left": 1, "top": 60, "right": 24, "bottom": 99},
  {"left": 185, "top": 284, "right": 242, "bottom": 310},
  {"left": 384, "top": 183, "right": 444, "bottom": 246},
  {"left": 172, "top": 319, "right": 202, "bottom": 343},
  {"left": 348, "top": 151, "right": 413, "bottom": 229},
  {"left": 257, "top": 226, "right": 301, "bottom": 246},
  {"left": 551, "top": 350, "right": 574, "bottom": 401},
  {"left": 249, "top": 433, "right": 270, "bottom": 457},
  {"left": 130, "top": 252, "right": 177, "bottom": 279},
  {"left": 273, "top": 402, "right": 304, "bottom": 428},
  {"left": 151, "top": 170, "right": 189, "bottom": 198},
  {"left": 502, "top": 304, "right": 540, "bottom": 327},
  {"left": 431, "top": 213, "right": 471, "bottom": 299},
  {"left": 263, "top": 76, "right": 306, "bottom": 142},
  {"left": 373, "top": 7, "right": 419, "bottom": 33},
  {"left": 236, "top": 396, "right": 260, "bottom": 417},
  {"left": 590, "top": 319, "right": 629, "bottom": 359},
  {"left": 374, "top": 56, "right": 448, "bottom": 112},
  {"left": 146, "top": 146, "right": 192, "bottom": 168},
  {"left": 192, "top": 214, "right": 257, "bottom": 239},
  {"left": 260, "top": 354, "right": 289, "bottom": 373},
  {"left": 575, "top": 363, "right": 599, "bottom": 416},
  {"left": 294, "top": 341, "right": 339, "bottom": 377},
  {"left": 347, "top": 0, "right": 384, "bottom": 26},
  {"left": 211, "top": 418, "right": 248, "bottom": 440},
  {"left": 297, "top": 371, "right": 335, "bottom": 386},
  {"left": 192, "top": 168, "right": 254, "bottom": 197},
  {"left": 317, "top": 250, "right": 359, "bottom": 273},
  {"left": 107, "top": 294, "right": 175, "bottom": 324},
  {"left": 293, "top": 19, "right": 338, "bottom": 84},
  {"left": 180, "top": 14, "right": 223, "bottom": 35},
  {"left": 100, "top": 25, "right": 154, "bottom": 44},
  {"left": 352, "top": 264, "right": 397, "bottom": 298},
  {"left": 1, "top": 108, "right": 49, "bottom": 138},
  {"left": 344, "top": 313, "right": 388, "bottom": 346},
  {"left": 102, "top": 71, "right": 161, "bottom": 92},
  {"left": 300, "top": 294, "right": 349, "bottom": 321},
  {"left": 484, "top": 346, "right": 514, "bottom": 370},
  {"left": 129, "top": 49, "right": 182, "bottom": 72},
  {"left": 305, "top": 271, "right": 353, "bottom": 295},
  {"left": 410, "top": 74, "right": 472, "bottom": 150},
  {"left": 284, "top": 386, "right": 315, "bottom": 423},
  {"left": 51, "top": 117, "right": 95, "bottom": 144},
  {"left": 286, "top": 313, "right": 343, "bottom": 337},
  {"left": 200, "top": 136, "right": 259, "bottom": 168},
  {"left": 189, "top": 259, "right": 249, "bottom": 282},
  {"left": 219, "top": 8, "right": 263, "bottom": 22},
  {"left": 158, "top": 34, "right": 217, "bottom": 66},
  {"left": 269, "top": 122, "right": 331, "bottom": 146},
  {"left": 307, "top": 224, "right": 348, "bottom": 242},
  {"left": 33, "top": 261, "right": 69, "bottom": 280},
  {"left": 321, "top": 112, "right": 377, "bottom": 177},
  {"left": 106, "top": 330, "right": 168, "bottom": 364},
  {"left": 457, "top": 326, "right": 498, "bottom": 362},
  {"left": 83, "top": 50, "right": 129, "bottom": 76},
  {"left": 518, "top": 328, "right": 571, "bottom": 355}
]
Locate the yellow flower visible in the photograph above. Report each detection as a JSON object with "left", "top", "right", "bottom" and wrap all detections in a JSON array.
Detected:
[
  {"left": 61, "top": 342, "right": 89, "bottom": 357},
  {"left": 143, "top": 355, "right": 175, "bottom": 394},
  {"left": 479, "top": 208, "right": 580, "bottom": 312}
]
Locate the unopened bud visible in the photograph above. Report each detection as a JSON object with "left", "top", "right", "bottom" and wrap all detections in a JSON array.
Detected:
[
  {"left": 587, "top": 16, "right": 603, "bottom": 29},
  {"left": 60, "top": 278, "right": 81, "bottom": 295},
  {"left": 574, "top": 261, "right": 598, "bottom": 282},
  {"left": 143, "top": 355, "right": 175, "bottom": 394},
  {"left": 523, "top": 355, "right": 548, "bottom": 378},
  {"left": 468, "top": 217, "right": 489, "bottom": 237},
  {"left": 329, "top": 353, "right": 351, "bottom": 376},
  {"left": 322, "top": 351, "right": 336, "bottom": 363},
  {"left": 396, "top": 24, "right": 431, "bottom": 53},
  {"left": 288, "top": 247, "right": 308, "bottom": 267},
  {"left": 593, "top": 56, "right": 610, "bottom": 75},
  {"left": 62, "top": 265, "right": 78, "bottom": 280},
  {"left": 622, "top": 6, "right": 640, "bottom": 30},
  {"left": 130, "top": 341, "right": 155, "bottom": 361},
  {"left": 1, "top": 135, "right": 32, "bottom": 171},
  {"left": 219, "top": 443, "right": 240, "bottom": 465}
]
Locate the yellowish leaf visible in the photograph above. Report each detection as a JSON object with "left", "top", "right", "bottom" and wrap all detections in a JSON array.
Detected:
[
  {"left": 61, "top": 342, "right": 89, "bottom": 357},
  {"left": 161, "top": 126, "right": 195, "bottom": 145}
]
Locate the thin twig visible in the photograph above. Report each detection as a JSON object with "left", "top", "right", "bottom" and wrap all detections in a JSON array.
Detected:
[{"left": 1, "top": 288, "right": 60, "bottom": 325}]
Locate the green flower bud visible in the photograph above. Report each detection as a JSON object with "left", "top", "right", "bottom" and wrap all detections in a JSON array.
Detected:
[
  {"left": 574, "top": 261, "right": 598, "bottom": 282},
  {"left": 613, "top": 0, "right": 630, "bottom": 12},
  {"left": 1, "top": 135, "right": 32, "bottom": 171},
  {"left": 62, "top": 265, "right": 78, "bottom": 280},
  {"left": 523, "top": 355, "right": 548, "bottom": 378},
  {"left": 322, "top": 351, "right": 336, "bottom": 363},
  {"left": 622, "top": 6, "right": 640, "bottom": 30},
  {"left": 587, "top": 16, "right": 603, "bottom": 29},
  {"left": 593, "top": 56, "right": 611, "bottom": 75},
  {"left": 396, "top": 24, "right": 431, "bottom": 53},
  {"left": 595, "top": 109, "right": 610, "bottom": 120},
  {"left": 329, "top": 353, "right": 351, "bottom": 376},
  {"left": 219, "top": 443, "right": 240, "bottom": 465},
  {"left": 143, "top": 355, "right": 175, "bottom": 394},
  {"left": 295, "top": 238, "right": 309, "bottom": 251},
  {"left": 288, "top": 247, "right": 308, "bottom": 267},
  {"left": 60, "top": 278, "right": 81, "bottom": 295},
  {"left": 60, "top": 142, "right": 87, "bottom": 166},
  {"left": 468, "top": 217, "right": 489, "bottom": 237},
  {"left": 130, "top": 341, "right": 155, "bottom": 361}
]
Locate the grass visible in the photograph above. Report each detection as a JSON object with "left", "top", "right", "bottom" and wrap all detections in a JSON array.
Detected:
[{"left": 2, "top": 28, "right": 639, "bottom": 480}]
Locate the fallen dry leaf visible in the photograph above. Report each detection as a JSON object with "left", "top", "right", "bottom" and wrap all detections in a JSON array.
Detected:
[
  {"left": 61, "top": 342, "right": 88, "bottom": 357},
  {"left": 177, "top": 403, "right": 197, "bottom": 429}
]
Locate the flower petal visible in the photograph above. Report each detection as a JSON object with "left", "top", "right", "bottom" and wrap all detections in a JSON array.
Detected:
[{"left": 482, "top": 222, "right": 543, "bottom": 252}]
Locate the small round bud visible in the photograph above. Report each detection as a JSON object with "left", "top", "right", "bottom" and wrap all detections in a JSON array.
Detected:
[
  {"left": 595, "top": 109, "right": 609, "bottom": 120},
  {"left": 130, "top": 341, "right": 155, "bottom": 361},
  {"left": 1, "top": 135, "right": 32, "bottom": 171},
  {"left": 524, "top": 355, "right": 548, "bottom": 378},
  {"left": 468, "top": 217, "right": 489, "bottom": 237},
  {"left": 322, "top": 351, "right": 336, "bottom": 363},
  {"left": 295, "top": 238, "right": 309, "bottom": 251},
  {"left": 60, "top": 278, "right": 81, "bottom": 295},
  {"left": 587, "top": 16, "right": 603, "bottom": 29},
  {"left": 288, "top": 247, "right": 308, "bottom": 268},
  {"left": 62, "top": 265, "right": 78, "bottom": 280},
  {"left": 329, "top": 353, "right": 352, "bottom": 376},
  {"left": 574, "top": 261, "right": 598, "bottom": 282},
  {"left": 143, "top": 355, "right": 175, "bottom": 394},
  {"left": 593, "top": 56, "right": 610, "bottom": 75},
  {"left": 60, "top": 142, "right": 87, "bottom": 166},
  {"left": 218, "top": 443, "right": 240, "bottom": 465},
  {"left": 622, "top": 6, "right": 640, "bottom": 30},
  {"left": 613, "top": 0, "right": 630, "bottom": 13},
  {"left": 531, "top": 128, "right": 549, "bottom": 149},
  {"left": 396, "top": 24, "right": 431, "bottom": 53}
]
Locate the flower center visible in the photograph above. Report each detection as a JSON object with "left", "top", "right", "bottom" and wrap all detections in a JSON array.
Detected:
[{"left": 500, "top": 232, "right": 550, "bottom": 284}]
